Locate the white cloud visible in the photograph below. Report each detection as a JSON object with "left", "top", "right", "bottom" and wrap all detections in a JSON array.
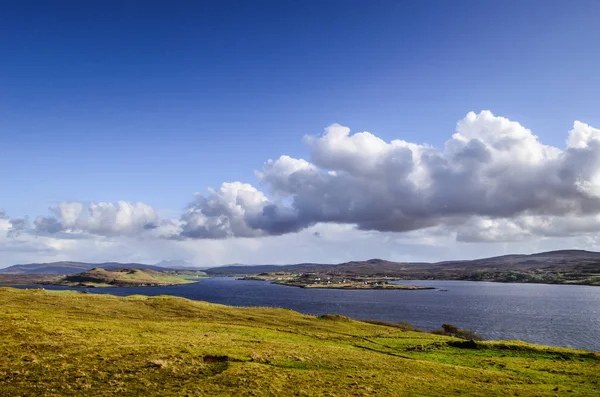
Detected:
[
  {"left": 5, "top": 110, "right": 600, "bottom": 266},
  {"left": 180, "top": 182, "right": 270, "bottom": 238},
  {"left": 178, "top": 110, "right": 600, "bottom": 240},
  {"left": 35, "top": 201, "right": 159, "bottom": 236}
]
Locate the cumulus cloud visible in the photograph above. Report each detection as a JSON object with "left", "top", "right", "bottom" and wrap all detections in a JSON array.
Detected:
[
  {"left": 456, "top": 213, "right": 600, "bottom": 243},
  {"left": 15, "top": 110, "right": 600, "bottom": 245},
  {"left": 177, "top": 111, "right": 600, "bottom": 241},
  {"left": 0, "top": 210, "right": 29, "bottom": 238},
  {"left": 7, "top": 218, "right": 29, "bottom": 237},
  {"left": 179, "top": 182, "right": 307, "bottom": 239},
  {"left": 34, "top": 201, "right": 160, "bottom": 236}
]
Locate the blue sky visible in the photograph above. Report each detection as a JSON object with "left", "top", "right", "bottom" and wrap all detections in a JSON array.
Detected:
[{"left": 2, "top": 1, "right": 600, "bottom": 266}]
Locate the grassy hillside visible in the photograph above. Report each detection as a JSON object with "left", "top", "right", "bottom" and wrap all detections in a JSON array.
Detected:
[
  {"left": 0, "top": 288, "right": 598, "bottom": 396},
  {"left": 51, "top": 267, "right": 203, "bottom": 287}
]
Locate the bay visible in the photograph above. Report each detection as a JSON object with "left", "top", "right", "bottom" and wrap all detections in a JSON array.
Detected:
[{"left": 18, "top": 278, "right": 600, "bottom": 351}]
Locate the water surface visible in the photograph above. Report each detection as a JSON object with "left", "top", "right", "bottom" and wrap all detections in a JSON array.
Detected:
[{"left": 18, "top": 278, "right": 600, "bottom": 351}]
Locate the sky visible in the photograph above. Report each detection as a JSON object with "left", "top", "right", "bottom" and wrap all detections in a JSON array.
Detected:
[{"left": 2, "top": 1, "right": 600, "bottom": 267}]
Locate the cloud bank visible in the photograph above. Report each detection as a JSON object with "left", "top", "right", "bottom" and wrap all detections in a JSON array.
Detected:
[
  {"left": 178, "top": 110, "right": 600, "bottom": 241},
  {"left": 7, "top": 110, "right": 600, "bottom": 245},
  {"left": 34, "top": 201, "right": 159, "bottom": 236}
]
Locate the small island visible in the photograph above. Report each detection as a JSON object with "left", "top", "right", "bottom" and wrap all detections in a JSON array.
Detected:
[
  {"left": 43, "top": 267, "right": 205, "bottom": 288},
  {"left": 240, "top": 272, "right": 433, "bottom": 290}
]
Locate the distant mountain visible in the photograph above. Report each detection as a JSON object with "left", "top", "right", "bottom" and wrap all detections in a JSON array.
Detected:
[
  {"left": 5, "top": 250, "right": 600, "bottom": 285},
  {"left": 0, "top": 261, "right": 171, "bottom": 275},
  {"left": 205, "top": 262, "right": 330, "bottom": 275},
  {"left": 204, "top": 259, "right": 426, "bottom": 276},
  {"left": 204, "top": 258, "right": 440, "bottom": 276},
  {"left": 205, "top": 250, "right": 600, "bottom": 285}
]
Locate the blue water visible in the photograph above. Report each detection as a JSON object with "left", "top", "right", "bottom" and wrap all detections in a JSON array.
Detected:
[{"left": 16, "top": 278, "right": 600, "bottom": 351}]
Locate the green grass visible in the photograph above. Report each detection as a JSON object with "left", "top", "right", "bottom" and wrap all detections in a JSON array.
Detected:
[
  {"left": 0, "top": 288, "right": 598, "bottom": 396},
  {"left": 54, "top": 268, "right": 200, "bottom": 287}
]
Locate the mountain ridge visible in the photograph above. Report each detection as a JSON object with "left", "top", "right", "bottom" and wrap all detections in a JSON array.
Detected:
[
  {"left": 0, "top": 261, "right": 175, "bottom": 275},
  {"left": 3, "top": 250, "right": 600, "bottom": 285},
  {"left": 204, "top": 250, "right": 600, "bottom": 285}
]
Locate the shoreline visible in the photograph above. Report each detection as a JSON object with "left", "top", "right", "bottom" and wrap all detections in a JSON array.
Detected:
[
  {"left": 2, "top": 287, "right": 598, "bottom": 395},
  {"left": 237, "top": 275, "right": 600, "bottom": 288},
  {"left": 44, "top": 280, "right": 202, "bottom": 288},
  {"left": 274, "top": 281, "right": 434, "bottom": 290},
  {"left": 3, "top": 274, "right": 600, "bottom": 289},
  {"left": 3, "top": 281, "right": 600, "bottom": 351},
  {"left": 238, "top": 275, "right": 434, "bottom": 290}
]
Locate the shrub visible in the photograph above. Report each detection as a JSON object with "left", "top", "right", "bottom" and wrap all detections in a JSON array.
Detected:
[
  {"left": 442, "top": 323, "right": 458, "bottom": 334},
  {"left": 431, "top": 323, "right": 484, "bottom": 341},
  {"left": 456, "top": 328, "right": 484, "bottom": 341}
]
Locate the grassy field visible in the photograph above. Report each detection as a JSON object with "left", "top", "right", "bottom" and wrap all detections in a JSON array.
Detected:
[
  {"left": 50, "top": 268, "right": 202, "bottom": 288},
  {"left": 0, "top": 288, "right": 598, "bottom": 396}
]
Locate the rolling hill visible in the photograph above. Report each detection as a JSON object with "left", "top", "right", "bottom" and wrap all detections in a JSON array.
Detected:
[
  {"left": 0, "top": 261, "right": 177, "bottom": 275},
  {"left": 4, "top": 250, "right": 600, "bottom": 286},
  {"left": 1, "top": 287, "right": 598, "bottom": 396},
  {"left": 49, "top": 267, "right": 203, "bottom": 288},
  {"left": 206, "top": 250, "right": 600, "bottom": 286}
]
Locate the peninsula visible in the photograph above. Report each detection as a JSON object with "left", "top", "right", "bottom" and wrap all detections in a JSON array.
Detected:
[
  {"left": 241, "top": 272, "right": 433, "bottom": 290},
  {"left": 48, "top": 267, "right": 205, "bottom": 288},
  {"left": 208, "top": 250, "right": 600, "bottom": 287}
]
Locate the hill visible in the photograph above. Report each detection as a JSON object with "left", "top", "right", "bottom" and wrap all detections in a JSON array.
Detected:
[
  {"left": 0, "top": 261, "right": 175, "bottom": 275},
  {"left": 206, "top": 262, "right": 329, "bottom": 275},
  {"left": 49, "top": 267, "right": 204, "bottom": 288},
  {"left": 0, "top": 288, "right": 597, "bottom": 396},
  {"left": 5, "top": 249, "right": 600, "bottom": 286},
  {"left": 206, "top": 250, "right": 600, "bottom": 286}
]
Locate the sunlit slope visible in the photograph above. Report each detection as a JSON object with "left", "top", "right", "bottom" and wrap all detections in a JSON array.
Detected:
[
  {"left": 54, "top": 267, "right": 200, "bottom": 287},
  {"left": 0, "top": 288, "right": 598, "bottom": 396}
]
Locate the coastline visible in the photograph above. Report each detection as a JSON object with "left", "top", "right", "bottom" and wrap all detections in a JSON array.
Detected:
[
  {"left": 238, "top": 275, "right": 434, "bottom": 290},
  {"left": 1, "top": 287, "right": 598, "bottom": 395}
]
